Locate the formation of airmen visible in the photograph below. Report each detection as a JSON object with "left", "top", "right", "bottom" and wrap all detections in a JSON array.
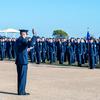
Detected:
[
  {"left": 0, "top": 29, "right": 100, "bottom": 95},
  {"left": 0, "top": 35, "right": 100, "bottom": 69}
]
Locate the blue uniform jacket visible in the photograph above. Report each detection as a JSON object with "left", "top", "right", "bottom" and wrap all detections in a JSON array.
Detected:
[
  {"left": 0, "top": 42, "right": 6, "bottom": 51},
  {"left": 89, "top": 42, "right": 97, "bottom": 56},
  {"left": 48, "top": 42, "right": 55, "bottom": 53},
  {"left": 35, "top": 42, "right": 42, "bottom": 53},
  {"left": 15, "top": 37, "right": 28, "bottom": 65}
]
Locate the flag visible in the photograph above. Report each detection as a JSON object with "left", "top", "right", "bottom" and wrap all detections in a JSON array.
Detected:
[{"left": 86, "top": 31, "right": 90, "bottom": 41}]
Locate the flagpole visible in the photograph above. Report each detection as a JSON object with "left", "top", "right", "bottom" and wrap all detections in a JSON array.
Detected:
[
  {"left": 87, "top": 27, "right": 89, "bottom": 32},
  {"left": 87, "top": 27, "right": 90, "bottom": 67}
]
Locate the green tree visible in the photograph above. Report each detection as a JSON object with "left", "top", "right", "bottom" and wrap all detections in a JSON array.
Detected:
[{"left": 53, "top": 29, "right": 68, "bottom": 38}]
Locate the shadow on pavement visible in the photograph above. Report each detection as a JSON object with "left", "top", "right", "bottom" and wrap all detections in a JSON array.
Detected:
[{"left": 0, "top": 91, "right": 17, "bottom": 95}]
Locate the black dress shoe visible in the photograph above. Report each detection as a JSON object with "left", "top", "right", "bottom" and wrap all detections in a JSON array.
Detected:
[
  {"left": 23, "top": 92, "right": 30, "bottom": 95},
  {"left": 36, "top": 62, "right": 40, "bottom": 64},
  {"left": 78, "top": 64, "right": 82, "bottom": 67}
]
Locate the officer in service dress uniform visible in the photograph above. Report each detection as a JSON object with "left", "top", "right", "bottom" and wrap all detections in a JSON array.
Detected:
[
  {"left": 0, "top": 38, "right": 6, "bottom": 60},
  {"left": 88, "top": 38, "right": 97, "bottom": 69},
  {"left": 15, "top": 29, "right": 30, "bottom": 95}
]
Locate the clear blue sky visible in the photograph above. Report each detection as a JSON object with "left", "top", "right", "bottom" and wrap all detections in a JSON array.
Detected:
[{"left": 0, "top": 0, "right": 100, "bottom": 38}]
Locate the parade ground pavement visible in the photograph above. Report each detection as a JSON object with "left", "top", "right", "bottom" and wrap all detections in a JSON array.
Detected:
[{"left": 0, "top": 61, "right": 100, "bottom": 100}]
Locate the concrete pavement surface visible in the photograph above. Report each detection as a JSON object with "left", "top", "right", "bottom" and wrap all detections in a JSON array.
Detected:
[{"left": 0, "top": 61, "right": 100, "bottom": 100}]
